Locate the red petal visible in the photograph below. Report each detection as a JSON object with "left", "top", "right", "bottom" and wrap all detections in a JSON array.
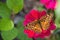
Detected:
[
  {"left": 40, "top": 0, "right": 50, "bottom": 5},
  {"left": 39, "top": 10, "right": 46, "bottom": 19},
  {"left": 30, "top": 9, "right": 39, "bottom": 19},
  {"left": 49, "top": 21, "right": 56, "bottom": 30},
  {"left": 39, "top": 33, "right": 45, "bottom": 38},
  {"left": 44, "top": 30, "right": 51, "bottom": 36},
  {"left": 25, "top": 13, "right": 35, "bottom": 21},
  {"left": 33, "top": 33, "right": 40, "bottom": 38},
  {"left": 23, "top": 19, "right": 29, "bottom": 26},
  {"left": 24, "top": 29, "right": 35, "bottom": 38}
]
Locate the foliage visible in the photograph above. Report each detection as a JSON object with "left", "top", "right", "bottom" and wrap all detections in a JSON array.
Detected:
[{"left": 0, "top": 0, "right": 23, "bottom": 40}]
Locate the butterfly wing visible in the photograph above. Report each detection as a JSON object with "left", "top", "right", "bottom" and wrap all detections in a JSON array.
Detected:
[
  {"left": 25, "top": 20, "right": 42, "bottom": 33},
  {"left": 40, "top": 13, "right": 53, "bottom": 30},
  {"left": 25, "top": 13, "right": 53, "bottom": 33}
]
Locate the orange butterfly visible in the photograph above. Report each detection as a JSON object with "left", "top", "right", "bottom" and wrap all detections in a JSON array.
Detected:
[{"left": 25, "top": 13, "right": 53, "bottom": 33}]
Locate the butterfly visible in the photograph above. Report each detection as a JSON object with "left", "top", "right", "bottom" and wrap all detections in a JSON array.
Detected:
[{"left": 25, "top": 13, "right": 53, "bottom": 33}]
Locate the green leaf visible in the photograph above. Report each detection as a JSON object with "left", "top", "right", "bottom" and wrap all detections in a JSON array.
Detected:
[
  {"left": 0, "top": 2, "right": 11, "bottom": 18},
  {"left": 36, "top": 38, "right": 41, "bottom": 40},
  {"left": 55, "top": 18, "right": 60, "bottom": 28},
  {"left": 37, "top": 7, "right": 45, "bottom": 11},
  {"left": 6, "top": 0, "right": 23, "bottom": 14},
  {"left": 49, "top": 35, "right": 56, "bottom": 40},
  {"left": 1, "top": 28, "right": 18, "bottom": 40},
  {"left": 17, "top": 20, "right": 32, "bottom": 40},
  {"left": 49, "top": 28, "right": 60, "bottom": 40},
  {"left": 3, "top": 39, "right": 12, "bottom": 40},
  {"left": 56, "top": 34, "right": 60, "bottom": 40},
  {"left": 54, "top": 29, "right": 60, "bottom": 34},
  {"left": 55, "top": 0, "right": 60, "bottom": 18},
  {"left": 53, "top": 29, "right": 60, "bottom": 40},
  {"left": 0, "top": 18, "right": 14, "bottom": 31},
  {"left": 55, "top": 0, "right": 60, "bottom": 28}
]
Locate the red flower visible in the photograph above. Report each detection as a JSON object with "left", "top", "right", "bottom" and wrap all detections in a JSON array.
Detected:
[
  {"left": 23, "top": 9, "right": 56, "bottom": 38},
  {"left": 40, "top": 0, "right": 56, "bottom": 10}
]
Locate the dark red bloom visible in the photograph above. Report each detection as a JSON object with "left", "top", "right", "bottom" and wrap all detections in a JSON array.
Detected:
[{"left": 23, "top": 9, "right": 56, "bottom": 38}]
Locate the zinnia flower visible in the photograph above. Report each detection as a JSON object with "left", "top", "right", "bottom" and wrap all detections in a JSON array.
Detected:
[
  {"left": 40, "top": 0, "right": 56, "bottom": 10},
  {"left": 23, "top": 9, "right": 56, "bottom": 38}
]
